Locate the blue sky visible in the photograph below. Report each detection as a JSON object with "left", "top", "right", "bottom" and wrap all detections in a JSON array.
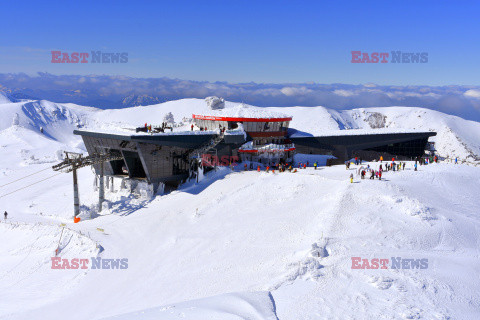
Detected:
[{"left": 1, "top": 0, "right": 479, "bottom": 85}]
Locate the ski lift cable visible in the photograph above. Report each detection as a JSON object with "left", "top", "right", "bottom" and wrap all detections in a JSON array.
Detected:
[
  {"left": 0, "top": 173, "right": 63, "bottom": 199},
  {"left": 0, "top": 167, "right": 52, "bottom": 188}
]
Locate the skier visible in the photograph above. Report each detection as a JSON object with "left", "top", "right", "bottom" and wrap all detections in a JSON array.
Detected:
[
  {"left": 191, "top": 124, "right": 194, "bottom": 131},
  {"left": 303, "top": 163, "right": 307, "bottom": 170},
  {"left": 370, "top": 170, "right": 375, "bottom": 179},
  {"left": 361, "top": 170, "right": 365, "bottom": 179},
  {"left": 379, "top": 170, "right": 382, "bottom": 180},
  {"left": 257, "top": 165, "right": 261, "bottom": 172},
  {"left": 402, "top": 162, "right": 406, "bottom": 170},
  {"left": 455, "top": 157, "right": 458, "bottom": 164},
  {"left": 380, "top": 156, "right": 383, "bottom": 163},
  {"left": 244, "top": 163, "right": 248, "bottom": 171},
  {"left": 350, "top": 173, "right": 354, "bottom": 183},
  {"left": 314, "top": 162, "right": 317, "bottom": 170},
  {"left": 3, "top": 211, "right": 7, "bottom": 221},
  {"left": 414, "top": 162, "right": 418, "bottom": 171}
]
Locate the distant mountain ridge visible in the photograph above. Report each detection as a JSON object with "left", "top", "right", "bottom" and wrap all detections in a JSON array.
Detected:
[
  {"left": 121, "top": 94, "right": 164, "bottom": 107},
  {"left": 1, "top": 73, "right": 480, "bottom": 121}
]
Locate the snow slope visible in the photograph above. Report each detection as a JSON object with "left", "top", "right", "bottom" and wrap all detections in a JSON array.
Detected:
[
  {"left": 2, "top": 161, "right": 480, "bottom": 319},
  {"left": 1, "top": 97, "right": 480, "bottom": 319}
]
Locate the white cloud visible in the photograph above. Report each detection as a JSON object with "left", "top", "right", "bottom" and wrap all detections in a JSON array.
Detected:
[
  {"left": 464, "top": 89, "right": 480, "bottom": 99},
  {"left": 333, "top": 89, "right": 356, "bottom": 97},
  {"left": 280, "top": 86, "right": 312, "bottom": 96}
]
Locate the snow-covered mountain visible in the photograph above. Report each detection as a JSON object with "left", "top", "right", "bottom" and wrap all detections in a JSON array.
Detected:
[
  {"left": 1, "top": 96, "right": 479, "bottom": 161},
  {"left": 1, "top": 96, "right": 480, "bottom": 319}
]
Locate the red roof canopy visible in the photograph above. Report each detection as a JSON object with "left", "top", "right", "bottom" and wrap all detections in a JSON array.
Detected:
[{"left": 192, "top": 114, "right": 292, "bottom": 122}]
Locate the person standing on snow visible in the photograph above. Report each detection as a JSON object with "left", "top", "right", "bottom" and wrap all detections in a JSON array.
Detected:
[
  {"left": 455, "top": 157, "right": 458, "bottom": 164},
  {"left": 350, "top": 173, "right": 354, "bottom": 183},
  {"left": 314, "top": 162, "right": 317, "bottom": 170},
  {"left": 414, "top": 161, "right": 418, "bottom": 171},
  {"left": 3, "top": 211, "right": 7, "bottom": 221}
]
